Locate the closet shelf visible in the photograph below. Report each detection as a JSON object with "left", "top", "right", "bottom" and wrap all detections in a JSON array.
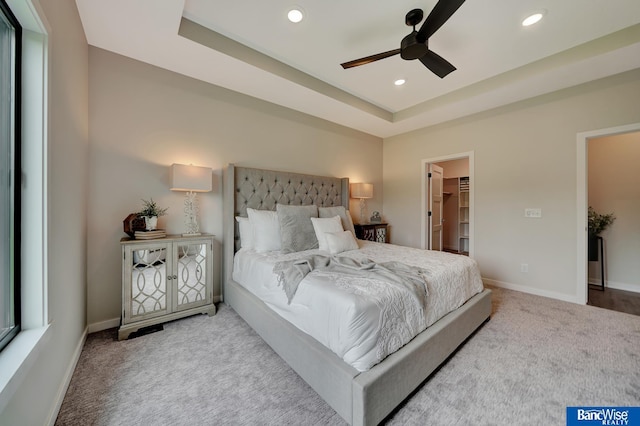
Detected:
[{"left": 443, "top": 175, "right": 470, "bottom": 256}]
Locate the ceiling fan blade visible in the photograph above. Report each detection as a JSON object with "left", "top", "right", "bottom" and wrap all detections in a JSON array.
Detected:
[
  {"left": 341, "top": 49, "right": 401, "bottom": 69},
  {"left": 417, "top": 0, "right": 465, "bottom": 42},
  {"left": 419, "top": 50, "right": 456, "bottom": 78}
]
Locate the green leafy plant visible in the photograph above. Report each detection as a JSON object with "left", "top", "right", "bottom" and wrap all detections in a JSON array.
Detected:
[
  {"left": 137, "top": 198, "right": 168, "bottom": 217},
  {"left": 588, "top": 206, "right": 615, "bottom": 236}
]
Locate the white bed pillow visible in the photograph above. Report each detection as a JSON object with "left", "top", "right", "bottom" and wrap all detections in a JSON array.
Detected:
[
  {"left": 325, "top": 230, "right": 359, "bottom": 254},
  {"left": 310, "top": 215, "right": 344, "bottom": 252},
  {"left": 235, "top": 216, "right": 253, "bottom": 249},
  {"left": 247, "top": 208, "right": 281, "bottom": 252},
  {"left": 318, "top": 206, "right": 357, "bottom": 237}
]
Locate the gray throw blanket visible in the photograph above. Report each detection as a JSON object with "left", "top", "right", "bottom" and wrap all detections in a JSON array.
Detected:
[{"left": 272, "top": 255, "right": 429, "bottom": 307}]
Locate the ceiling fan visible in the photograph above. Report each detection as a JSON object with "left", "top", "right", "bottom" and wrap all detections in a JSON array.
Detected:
[{"left": 340, "top": 0, "right": 465, "bottom": 78}]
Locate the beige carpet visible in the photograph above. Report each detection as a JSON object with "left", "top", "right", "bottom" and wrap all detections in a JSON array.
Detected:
[{"left": 55, "top": 286, "right": 640, "bottom": 425}]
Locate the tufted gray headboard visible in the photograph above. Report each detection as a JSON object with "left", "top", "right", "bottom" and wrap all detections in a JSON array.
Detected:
[
  {"left": 235, "top": 165, "right": 347, "bottom": 210},
  {"left": 223, "top": 164, "right": 349, "bottom": 299}
]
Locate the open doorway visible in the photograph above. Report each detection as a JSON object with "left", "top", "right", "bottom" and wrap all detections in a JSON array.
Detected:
[
  {"left": 576, "top": 122, "right": 640, "bottom": 308},
  {"left": 585, "top": 131, "right": 640, "bottom": 316},
  {"left": 421, "top": 152, "right": 474, "bottom": 256}
]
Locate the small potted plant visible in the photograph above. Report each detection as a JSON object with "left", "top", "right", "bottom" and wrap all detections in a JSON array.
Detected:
[
  {"left": 137, "top": 198, "right": 168, "bottom": 231},
  {"left": 587, "top": 206, "right": 615, "bottom": 261}
]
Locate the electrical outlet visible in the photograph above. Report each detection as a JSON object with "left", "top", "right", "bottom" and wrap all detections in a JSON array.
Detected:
[
  {"left": 525, "top": 208, "right": 542, "bottom": 218},
  {"left": 521, "top": 263, "right": 528, "bottom": 273}
]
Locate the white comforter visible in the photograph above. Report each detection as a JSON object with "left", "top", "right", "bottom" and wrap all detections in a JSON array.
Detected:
[{"left": 232, "top": 240, "right": 484, "bottom": 371}]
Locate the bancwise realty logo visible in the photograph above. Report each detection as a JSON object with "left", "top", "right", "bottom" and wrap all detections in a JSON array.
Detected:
[{"left": 567, "top": 407, "right": 640, "bottom": 425}]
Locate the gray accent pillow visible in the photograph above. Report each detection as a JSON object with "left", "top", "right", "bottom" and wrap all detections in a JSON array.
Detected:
[
  {"left": 319, "top": 206, "right": 356, "bottom": 237},
  {"left": 276, "top": 204, "right": 319, "bottom": 253}
]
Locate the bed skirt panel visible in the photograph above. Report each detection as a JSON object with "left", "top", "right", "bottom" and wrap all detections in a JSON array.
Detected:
[
  {"left": 352, "top": 288, "right": 492, "bottom": 425},
  {"left": 224, "top": 278, "right": 359, "bottom": 422}
]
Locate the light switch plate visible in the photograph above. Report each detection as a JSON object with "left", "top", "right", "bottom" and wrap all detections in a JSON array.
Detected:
[{"left": 525, "top": 208, "right": 542, "bottom": 218}]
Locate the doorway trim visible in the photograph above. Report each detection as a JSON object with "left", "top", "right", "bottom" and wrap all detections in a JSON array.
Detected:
[
  {"left": 576, "top": 122, "right": 640, "bottom": 304},
  {"left": 421, "top": 151, "right": 475, "bottom": 256}
]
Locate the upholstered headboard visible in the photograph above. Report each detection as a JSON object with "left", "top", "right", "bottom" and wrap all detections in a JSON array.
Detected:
[{"left": 223, "top": 164, "right": 350, "bottom": 299}]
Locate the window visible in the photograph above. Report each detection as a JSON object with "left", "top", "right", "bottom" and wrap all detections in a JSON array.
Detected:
[{"left": 0, "top": 0, "right": 21, "bottom": 353}]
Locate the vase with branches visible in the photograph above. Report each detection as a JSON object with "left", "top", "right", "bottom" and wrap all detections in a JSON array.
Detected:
[
  {"left": 588, "top": 206, "right": 615, "bottom": 237},
  {"left": 587, "top": 206, "right": 615, "bottom": 261}
]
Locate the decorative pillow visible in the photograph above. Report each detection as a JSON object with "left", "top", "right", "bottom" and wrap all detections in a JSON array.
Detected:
[
  {"left": 319, "top": 206, "right": 356, "bottom": 237},
  {"left": 247, "top": 208, "right": 281, "bottom": 252},
  {"left": 325, "top": 230, "right": 359, "bottom": 255},
  {"left": 276, "top": 204, "right": 319, "bottom": 253},
  {"left": 235, "top": 216, "right": 253, "bottom": 249},
  {"left": 310, "top": 215, "right": 344, "bottom": 252}
]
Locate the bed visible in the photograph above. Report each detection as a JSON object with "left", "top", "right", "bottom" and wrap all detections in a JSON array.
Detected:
[{"left": 223, "top": 164, "right": 491, "bottom": 426}]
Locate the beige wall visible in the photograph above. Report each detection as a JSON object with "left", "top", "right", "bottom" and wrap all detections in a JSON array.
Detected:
[
  {"left": 588, "top": 132, "right": 640, "bottom": 292},
  {"left": 87, "top": 48, "right": 382, "bottom": 326},
  {"left": 383, "top": 69, "right": 640, "bottom": 301},
  {"left": 2, "top": 0, "right": 89, "bottom": 424},
  {"left": 436, "top": 158, "right": 469, "bottom": 178}
]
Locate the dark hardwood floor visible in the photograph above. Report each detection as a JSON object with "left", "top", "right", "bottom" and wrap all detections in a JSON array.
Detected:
[{"left": 588, "top": 285, "right": 640, "bottom": 317}]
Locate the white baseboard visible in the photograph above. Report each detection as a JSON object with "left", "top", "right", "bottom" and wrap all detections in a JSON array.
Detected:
[
  {"left": 483, "top": 278, "right": 581, "bottom": 304},
  {"left": 46, "top": 326, "right": 87, "bottom": 426},
  {"left": 87, "top": 317, "right": 120, "bottom": 333},
  {"left": 588, "top": 278, "right": 640, "bottom": 294}
]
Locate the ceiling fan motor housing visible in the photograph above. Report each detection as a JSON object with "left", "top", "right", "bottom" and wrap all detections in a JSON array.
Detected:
[{"left": 401, "top": 32, "right": 428, "bottom": 60}]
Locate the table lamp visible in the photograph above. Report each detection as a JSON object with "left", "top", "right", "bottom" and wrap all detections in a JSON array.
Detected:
[
  {"left": 350, "top": 183, "right": 373, "bottom": 224},
  {"left": 170, "top": 163, "right": 212, "bottom": 236}
]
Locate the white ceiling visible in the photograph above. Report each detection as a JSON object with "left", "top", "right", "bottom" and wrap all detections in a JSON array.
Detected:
[{"left": 75, "top": 0, "right": 640, "bottom": 138}]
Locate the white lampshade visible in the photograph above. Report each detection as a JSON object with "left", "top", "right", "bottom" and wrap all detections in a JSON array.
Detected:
[
  {"left": 170, "top": 163, "right": 212, "bottom": 192},
  {"left": 350, "top": 183, "right": 373, "bottom": 199}
]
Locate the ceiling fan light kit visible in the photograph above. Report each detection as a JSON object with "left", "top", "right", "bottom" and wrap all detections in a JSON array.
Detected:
[{"left": 340, "top": 0, "right": 465, "bottom": 78}]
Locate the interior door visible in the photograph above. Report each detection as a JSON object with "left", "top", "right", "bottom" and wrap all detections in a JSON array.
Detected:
[{"left": 427, "top": 164, "right": 444, "bottom": 251}]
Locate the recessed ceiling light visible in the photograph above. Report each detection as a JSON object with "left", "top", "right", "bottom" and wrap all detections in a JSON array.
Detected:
[
  {"left": 394, "top": 79, "right": 406, "bottom": 86},
  {"left": 287, "top": 8, "right": 304, "bottom": 23},
  {"left": 522, "top": 11, "right": 545, "bottom": 27}
]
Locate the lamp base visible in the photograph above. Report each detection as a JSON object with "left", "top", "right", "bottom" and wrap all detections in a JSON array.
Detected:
[
  {"left": 181, "top": 232, "right": 202, "bottom": 237},
  {"left": 359, "top": 198, "right": 367, "bottom": 225},
  {"left": 182, "top": 191, "right": 201, "bottom": 236}
]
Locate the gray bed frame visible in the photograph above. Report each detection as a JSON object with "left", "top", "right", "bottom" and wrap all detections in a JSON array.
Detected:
[{"left": 223, "top": 164, "right": 492, "bottom": 426}]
